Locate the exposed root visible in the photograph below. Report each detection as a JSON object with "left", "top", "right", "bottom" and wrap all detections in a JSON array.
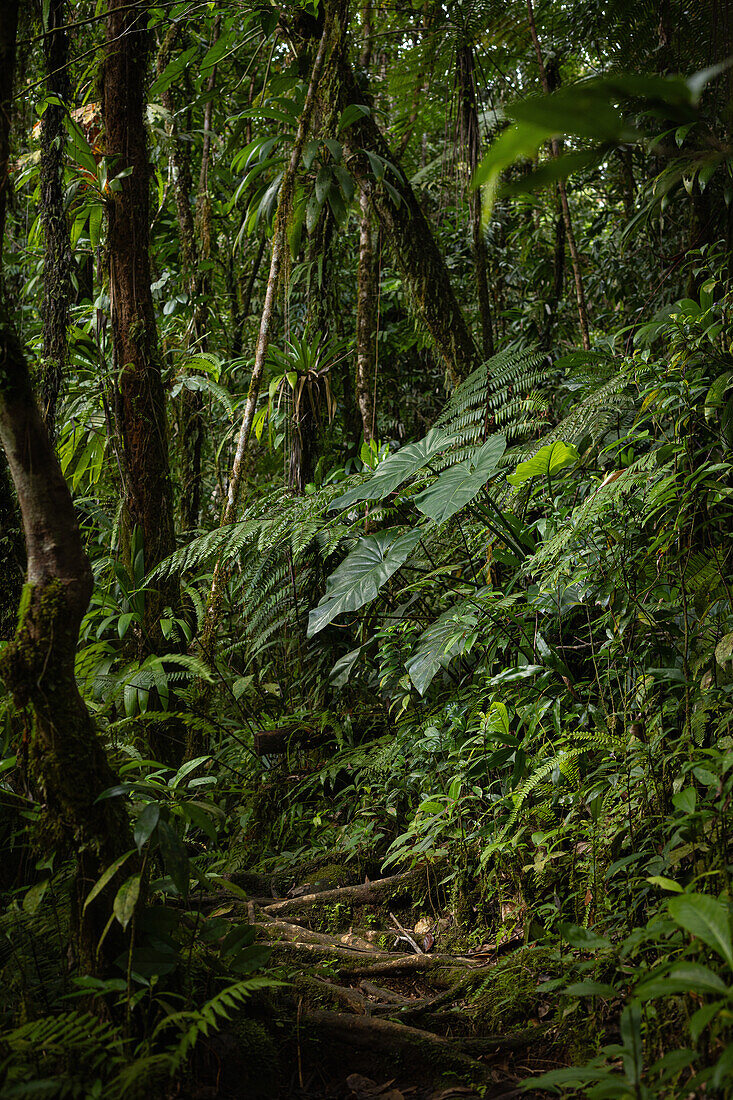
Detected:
[
  {"left": 301, "top": 1008, "right": 488, "bottom": 1078},
  {"left": 258, "top": 918, "right": 377, "bottom": 952},
  {"left": 262, "top": 865, "right": 434, "bottom": 918}
]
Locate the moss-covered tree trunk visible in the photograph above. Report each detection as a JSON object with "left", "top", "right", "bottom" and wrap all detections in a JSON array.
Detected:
[
  {"left": 456, "top": 43, "right": 494, "bottom": 361},
  {"left": 355, "top": 189, "right": 378, "bottom": 442},
  {"left": 324, "top": 7, "right": 479, "bottom": 387},
  {"left": 0, "top": 0, "right": 131, "bottom": 974},
  {"left": 39, "top": 0, "right": 72, "bottom": 440},
  {"left": 102, "top": 0, "right": 177, "bottom": 632},
  {"left": 0, "top": 456, "right": 23, "bottom": 640}
]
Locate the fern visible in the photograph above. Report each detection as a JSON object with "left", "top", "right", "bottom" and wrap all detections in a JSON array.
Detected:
[
  {"left": 434, "top": 345, "right": 553, "bottom": 464},
  {"left": 152, "top": 977, "right": 278, "bottom": 1072}
]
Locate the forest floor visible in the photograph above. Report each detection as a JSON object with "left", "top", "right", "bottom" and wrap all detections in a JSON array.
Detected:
[{"left": 209, "top": 863, "right": 580, "bottom": 1099}]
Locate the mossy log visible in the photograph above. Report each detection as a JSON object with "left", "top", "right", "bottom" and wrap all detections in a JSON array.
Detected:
[
  {"left": 262, "top": 864, "right": 435, "bottom": 918},
  {"left": 263, "top": 938, "right": 478, "bottom": 977},
  {"left": 301, "top": 1009, "right": 488, "bottom": 1079}
]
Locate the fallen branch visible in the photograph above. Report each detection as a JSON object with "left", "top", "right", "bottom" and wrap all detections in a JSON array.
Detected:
[
  {"left": 358, "top": 979, "right": 416, "bottom": 1005},
  {"left": 262, "top": 865, "right": 434, "bottom": 918},
  {"left": 262, "top": 939, "right": 479, "bottom": 976},
  {"left": 258, "top": 919, "right": 377, "bottom": 953},
  {"left": 389, "top": 910, "right": 424, "bottom": 954}
]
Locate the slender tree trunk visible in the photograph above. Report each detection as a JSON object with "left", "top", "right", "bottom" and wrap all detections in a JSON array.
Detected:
[
  {"left": 39, "top": 0, "right": 72, "bottom": 440},
  {"left": 356, "top": 189, "right": 378, "bottom": 441},
  {"left": 526, "top": 0, "right": 591, "bottom": 351},
  {"left": 158, "top": 19, "right": 221, "bottom": 530},
  {"left": 232, "top": 234, "right": 267, "bottom": 356},
  {"left": 456, "top": 43, "right": 494, "bottom": 360},
  {"left": 0, "top": 0, "right": 131, "bottom": 976},
  {"left": 196, "top": 10, "right": 333, "bottom": 680},
  {"left": 102, "top": 0, "right": 177, "bottom": 635},
  {"left": 542, "top": 209, "right": 565, "bottom": 351}
]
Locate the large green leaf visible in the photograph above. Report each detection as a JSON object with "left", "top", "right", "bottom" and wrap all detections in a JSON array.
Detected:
[
  {"left": 414, "top": 435, "right": 506, "bottom": 524},
  {"left": 330, "top": 428, "right": 452, "bottom": 510},
  {"left": 308, "top": 528, "right": 423, "bottom": 636},
  {"left": 507, "top": 441, "right": 579, "bottom": 486},
  {"left": 668, "top": 894, "right": 733, "bottom": 970},
  {"left": 635, "top": 962, "right": 729, "bottom": 1000},
  {"left": 406, "top": 600, "right": 480, "bottom": 694}
]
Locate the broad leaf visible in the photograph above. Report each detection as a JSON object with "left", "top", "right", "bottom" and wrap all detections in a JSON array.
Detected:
[
  {"left": 636, "top": 962, "right": 729, "bottom": 1000},
  {"left": 157, "top": 820, "right": 190, "bottom": 897},
  {"left": 134, "top": 803, "right": 160, "bottom": 852},
  {"left": 507, "top": 441, "right": 579, "bottom": 486},
  {"left": 308, "top": 529, "right": 422, "bottom": 636},
  {"left": 329, "top": 646, "right": 363, "bottom": 687},
  {"left": 330, "top": 428, "right": 453, "bottom": 510},
  {"left": 114, "top": 874, "right": 141, "bottom": 930},
  {"left": 415, "top": 435, "right": 506, "bottom": 524},
  {"left": 83, "top": 850, "right": 135, "bottom": 912},
  {"left": 668, "top": 894, "right": 733, "bottom": 969}
]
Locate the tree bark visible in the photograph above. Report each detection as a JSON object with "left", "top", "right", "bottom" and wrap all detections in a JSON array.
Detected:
[
  {"left": 355, "top": 189, "right": 378, "bottom": 441},
  {"left": 102, "top": 0, "right": 177, "bottom": 633},
  {"left": 329, "top": 18, "right": 479, "bottom": 387},
  {"left": 526, "top": 0, "right": 591, "bottom": 351},
  {"left": 456, "top": 43, "right": 494, "bottom": 360},
  {"left": 0, "top": 455, "right": 23, "bottom": 640},
  {"left": 39, "top": 0, "right": 72, "bottom": 441},
  {"left": 0, "top": 0, "right": 131, "bottom": 975}
]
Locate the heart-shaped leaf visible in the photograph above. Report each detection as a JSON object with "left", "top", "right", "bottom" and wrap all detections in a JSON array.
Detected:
[
  {"left": 507, "top": 441, "right": 579, "bottom": 486},
  {"left": 330, "top": 428, "right": 452, "bottom": 510},
  {"left": 308, "top": 528, "right": 422, "bottom": 636},
  {"left": 415, "top": 435, "right": 506, "bottom": 524}
]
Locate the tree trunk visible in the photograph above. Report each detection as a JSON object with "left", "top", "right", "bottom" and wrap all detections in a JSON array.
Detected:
[
  {"left": 542, "top": 209, "right": 565, "bottom": 351},
  {"left": 102, "top": 0, "right": 177, "bottom": 634},
  {"left": 39, "top": 0, "right": 72, "bottom": 441},
  {"left": 526, "top": 0, "right": 591, "bottom": 351},
  {"left": 0, "top": 0, "right": 131, "bottom": 975},
  {"left": 456, "top": 43, "right": 494, "bottom": 360},
  {"left": 0, "top": 455, "right": 23, "bottom": 640},
  {"left": 328, "top": 15, "right": 479, "bottom": 387},
  {"left": 355, "top": 189, "right": 378, "bottom": 441}
]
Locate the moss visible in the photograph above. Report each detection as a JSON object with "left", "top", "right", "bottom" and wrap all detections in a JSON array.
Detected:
[
  {"left": 0, "top": 579, "right": 125, "bottom": 856},
  {"left": 307, "top": 861, "right": 349, "bottom": 889},
  {"left": 469, "top": 946, "right": 560, "bottom": 1033}
]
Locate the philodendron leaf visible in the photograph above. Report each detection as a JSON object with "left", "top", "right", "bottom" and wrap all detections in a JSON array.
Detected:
[
  {"left": 406, "top": 599, "right": 480, "bottom": 694},
  {"left": 414, "top": 435, "right": 506, "bottom": 524},
  {"left": 507, "top": 441, "right": 579, "bottom": 486},
  {"left": 329, "top": 646, "right": 363, "bottom": 687},
  {"left": 330, "top": 428, "right": 453, "bottom": 510},
  {"left": 307, "top": 528, "right": 422, "bottom": 636},
  {"left": 668, "top": 893, "right": 733, "bottom": 970}
]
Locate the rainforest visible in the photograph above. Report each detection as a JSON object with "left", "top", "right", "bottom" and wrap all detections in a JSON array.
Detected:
[{"left": 1, "top": 0, "right": 733, "bottom": 1097}]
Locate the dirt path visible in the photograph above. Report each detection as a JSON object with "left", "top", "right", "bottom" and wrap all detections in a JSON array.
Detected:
[{"left": 216, "top": 868, "right": 562, "bottom": 1098}]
